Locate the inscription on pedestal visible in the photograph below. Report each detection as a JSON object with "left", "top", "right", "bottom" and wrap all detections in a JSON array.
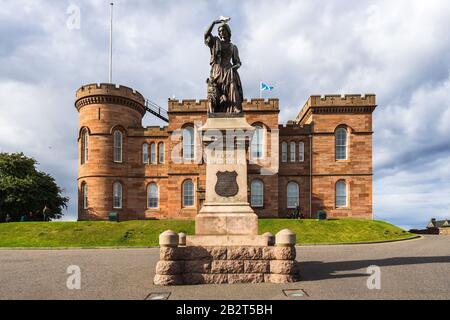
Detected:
[{"left": 215, "top": 171, "right": 239, "bottom": 198}]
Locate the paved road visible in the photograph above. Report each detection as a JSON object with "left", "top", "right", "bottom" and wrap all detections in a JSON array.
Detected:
[{"left": 0, "top": 235, "right": 449, "bottom": 300}]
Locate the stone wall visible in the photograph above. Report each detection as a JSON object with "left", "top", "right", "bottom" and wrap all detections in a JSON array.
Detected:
[{"left": 154, "top": 230, "right": 300, "bottom": 286}]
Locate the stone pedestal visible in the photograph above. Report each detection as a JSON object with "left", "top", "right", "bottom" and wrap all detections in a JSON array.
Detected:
[
  {"left": 196, "top": 116, "right": 258, "bottom": 235},
  {"left": 152, "top": 116, "right": 301, "bottom": 286},
  {"left": 154, "top": 230, "right": 300, "bottom": 286}
]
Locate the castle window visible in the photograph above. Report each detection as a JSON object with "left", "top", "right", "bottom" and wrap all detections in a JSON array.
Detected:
[
  {"left": 81, "top": 130, "right": 89, "bottom": 165},
  {"left": 287, "top": 182, "right": 299, "bottom": 209},
  {"left": 113, "top": 182, "right": 122, "bottom": 209},
  {"left": 336, "top": 180, "right": 348, "bottom": 208},
  {"left": 114, "top": 131, "right": 123, "bottom": 163},
  {"left": 183, "top": 180, "right": 195, "bottom": 207},
  {"left": 299, "top": 142, "right": 305, "bottom": 162},
  {"left": 290, "top": 142, "right": 296, "bottom": 162},
  {"left": 335, "top": 128, "right": 348, "bottom": 160},
  {"left": 82, "top": 182, "right": 88, "bottom": 210},
  {"left": 183, "top": 126, "right": 195, "bottom": 161},
  {"left": 159, "top": 143, "right": 165, "bottom": 164},
  {"left": 251, "top": 180, "right": 264, "bottom": 208},
  {"left": 143, "top": 144, "right": 149, "bottom": 164},
  {"left": 147, "top": 183, "right": 159, "bottom": 209},
  {"left": 281, "top": 142, "right": 288, "bottom": 163},
  {"left": 150, "top": 143, "right": 157, "bottom": 164},
  {"left": 251, "top": 125, "right": 264, "bottom": 159}
]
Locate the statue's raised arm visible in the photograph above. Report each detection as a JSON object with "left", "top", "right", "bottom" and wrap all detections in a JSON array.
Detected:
[{"left": 205, "top": 17, "right": 244, "bottom": 115}]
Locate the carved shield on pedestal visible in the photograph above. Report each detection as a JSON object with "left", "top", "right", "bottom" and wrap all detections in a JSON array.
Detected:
[{"left": 215, "top": 171, "right": 239, "bottom": 198}]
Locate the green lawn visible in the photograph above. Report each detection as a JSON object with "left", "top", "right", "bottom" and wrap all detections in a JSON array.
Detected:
[{"left": 0, "top": 219, "right": 414, "bottom": 248}]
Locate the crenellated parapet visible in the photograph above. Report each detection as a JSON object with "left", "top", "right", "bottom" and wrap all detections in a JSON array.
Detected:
[
  {"left": 75, "top": 83, "right": 146, "bottom": 116},
  {"left": 295, "top": 94, "right": 376, "bottom": 125},
  {"left": 168, "top": 98, "right": 279, "bottom": 113},
  {"left": 279, "top": 123, "right": 312, "bottom": 136}
]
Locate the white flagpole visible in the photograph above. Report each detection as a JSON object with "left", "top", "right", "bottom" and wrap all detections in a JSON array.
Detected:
[{"left": 109, "top": 2, "right": 114, "bottom": 83}]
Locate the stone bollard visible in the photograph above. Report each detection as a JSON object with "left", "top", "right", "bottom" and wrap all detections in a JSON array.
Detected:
[
  {"left": 275, "top": 229, "right": 296, "bottom": 247},
  {"left": 262, "top": 232, "right": 275, "bottom": 246},
  {"left": 178, "top": 233, "right": 187, "bottom": 246},
  {"left": 159, "top": 230, "right": 179, "bottom": 248}
]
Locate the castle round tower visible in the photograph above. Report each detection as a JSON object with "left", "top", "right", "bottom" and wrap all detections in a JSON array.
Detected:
[{"left": 75, "top": 83, "right": 146, "bottom": 221}]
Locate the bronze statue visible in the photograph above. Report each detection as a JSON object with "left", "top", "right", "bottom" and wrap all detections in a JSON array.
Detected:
[{"left": 205, "top": 17, "right": 244, "bottom": 115}]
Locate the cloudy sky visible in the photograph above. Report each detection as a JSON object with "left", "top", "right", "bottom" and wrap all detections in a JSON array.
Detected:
[{"left": 1, "top": 0, "right": 449, "bottom": 229}]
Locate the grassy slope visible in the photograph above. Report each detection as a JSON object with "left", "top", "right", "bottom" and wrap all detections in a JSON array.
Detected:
[{"left": 0, "top": 219, "right": 413, "bottom": 248}]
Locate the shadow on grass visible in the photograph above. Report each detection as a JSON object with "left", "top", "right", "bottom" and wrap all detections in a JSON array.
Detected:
[{"left": 300, "top": 256, "right": 450, "bottom": 281}]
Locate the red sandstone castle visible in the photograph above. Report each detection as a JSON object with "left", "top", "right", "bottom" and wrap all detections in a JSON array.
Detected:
[{"left": 76, "top": 83, "right": 376, "bottom": 221}]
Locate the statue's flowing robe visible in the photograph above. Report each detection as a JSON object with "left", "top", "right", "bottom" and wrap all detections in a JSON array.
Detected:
[{"left": 205, "top": 34, "right": 243, "bottom": 113}]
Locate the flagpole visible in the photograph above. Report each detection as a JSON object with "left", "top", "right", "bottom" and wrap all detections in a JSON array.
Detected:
[{"left": 109, "top": 2, "right": 114, "bottom": 83}]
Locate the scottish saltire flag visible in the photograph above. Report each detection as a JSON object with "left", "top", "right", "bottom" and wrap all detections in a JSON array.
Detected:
[{"left": 261, "top": 82, "right": 274, "bottom": 91}]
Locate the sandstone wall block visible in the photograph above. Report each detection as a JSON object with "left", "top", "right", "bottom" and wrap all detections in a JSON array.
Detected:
[
  {"left": 228, "top": 274, "right": 264, "bottom": 284},
  {"left": 211, "top": 260, "right": 244, "bottom": 274},
  {"left": 227, "top": 247, "right": 262, "bottom": 260},
  {"left": 156, "top": 261, "right": 184, "bottom": 275},
  {"left": 184, "top": 260, "right": 211, "bottom": 274},
  {"left": 244, "top": 260, "right": 270, "bottom": 274}
]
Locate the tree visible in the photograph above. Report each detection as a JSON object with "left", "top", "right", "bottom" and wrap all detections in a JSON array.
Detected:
[{"left": 0, "top": 153, "right": 69, "bottom": 222}]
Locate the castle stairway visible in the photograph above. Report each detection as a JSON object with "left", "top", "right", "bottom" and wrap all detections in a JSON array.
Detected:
[{"left": 145, "top": 99, "right": 169, "bottom": 123}]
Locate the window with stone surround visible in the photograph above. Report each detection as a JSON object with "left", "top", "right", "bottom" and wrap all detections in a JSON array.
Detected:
[
  {"left": 183, "top": 126, "right": 195, "bottom": 161},
  {"left": 251, "top": 125, "right": 264, "bottom": 159},
  {"left": 113, "top": 182, "right": 122, "bottom": 209},
  {"left": 287, "top": 182, "right": 299, "bottom": 208},
  {"left": 183, "top": 180, "right": 195, "bottom": 207},
  {"left": 290, "top": 142, "right": 296, "bottom": 162},
  {"left": 298, "top": 142, "right": 305, "bottom": 162},
  {"left": 336, "top": 180, "right": 348, "bottom": 208},
  {"left": 335, "top": 127, "right": 348, "bottom": 160},
  {"left": 143, "top": 143, "right": 149, "bottom": 164},
  {"left": 158, "top": 143, "right": 165, "bottom": 164},
  {"left": 81, "top": 130, "right": 89, "bottom": 165},
  {"left": 251, "top": 180, "right": 264, "bottom": 208},
  {"left": 150, "top": 143, "right": 157, "bottom": 164},
  {"left": 281, "top": 142, "right": 288, "bottom": 163},
  {"left": 113, "top": 131, "right": 123, "bottom": 163},
  {"left": 147, "top": 183, "right": 159, "bottom": 209},
  {"left": 82, "top": 182, "right": 88, "bottom": 210}
]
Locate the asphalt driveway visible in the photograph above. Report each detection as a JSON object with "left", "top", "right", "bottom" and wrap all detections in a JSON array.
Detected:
[{"left": 0, "top": 235, "right": 449, "bottom": 300}]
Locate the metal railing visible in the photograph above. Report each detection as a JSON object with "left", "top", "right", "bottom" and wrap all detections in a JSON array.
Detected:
[{"left": 144, "top": 99, "right": 169, "bottom": 123}]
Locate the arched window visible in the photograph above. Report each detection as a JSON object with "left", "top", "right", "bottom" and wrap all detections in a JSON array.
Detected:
[
  {"left": 147, "top": 183, "right": 159, "bottom": 209},
  {"left": 158, "top": 143, "right": 165, "bottom": 164},
  {"left": 251, "top": 180, "right": 264, "bottom": 208},
  {"left": 290, "top": 142, "right": 296, "bottom": 162},
  {"left": 298, "top": 142, "right": 305, "bottom": 162},
  {"left": 82, "top": 182, "right": 88, "bottom": 209},
  {"left": 183, "top": 126, "right": 195, "bottom": 161},
  {"left": 251, "top": 125, "right": 264, "bottom": 159},
  {"left": 336, "top": 180, "right": 348, "bottom": 208},
  {"left": 182, "top": 180, "right": 195, "bottom": 207},
  {"left": 150, "top": 143, "right": 157, "bottom": 164},
  {"left": 281, "top": 142, "right": 288, "bottom": 163},
  {"left": 113, "top": 182, "right": 122, "bottom": 209},
  {"left": 114, "top": 130, "right": 123, "bottom": 163},
  {"left": 143, "top": 143, "right": 149, "bottom": 164},
  {"left": 335, "top": 127, "right": 348, "bottom": 160},
  {"left": 287, "top": 182, "right": 299, "bottom": 208},
  {"left": 81, "top": 130, "right": 89, "bottom": 165}
]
